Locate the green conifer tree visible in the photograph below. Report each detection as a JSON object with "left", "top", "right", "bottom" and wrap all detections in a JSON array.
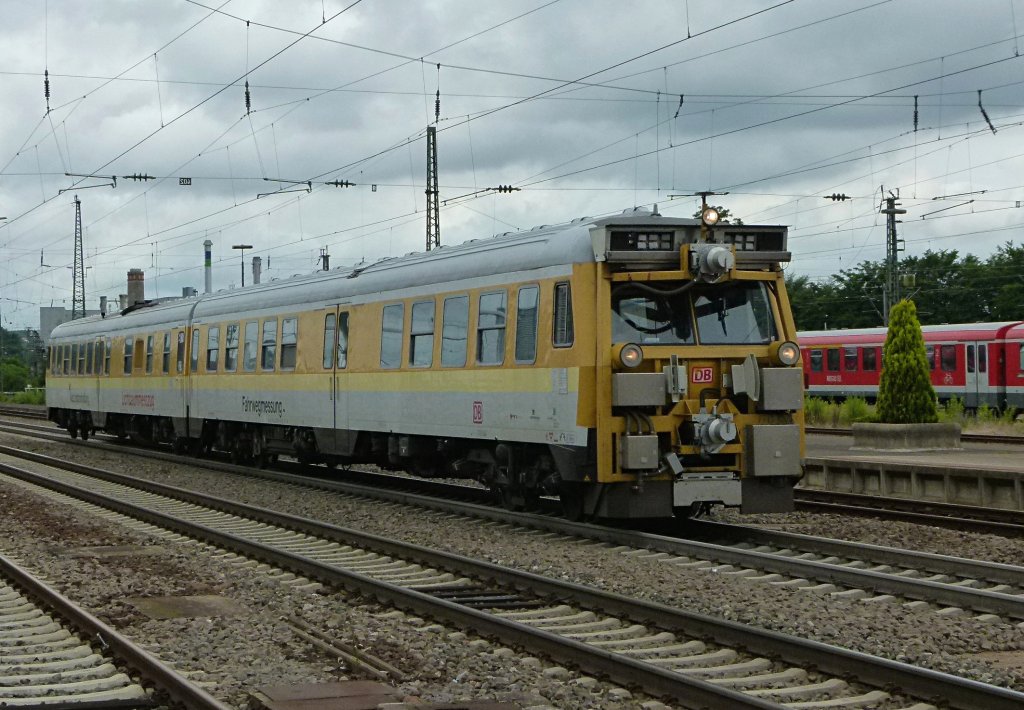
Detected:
[{"left": 877, "top": 300, "right": 938, "bottom": 423}]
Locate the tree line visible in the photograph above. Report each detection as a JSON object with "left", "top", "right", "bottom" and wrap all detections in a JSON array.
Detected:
[{"left": 786, "top": 242, "right": 1024, "bottom": 330}]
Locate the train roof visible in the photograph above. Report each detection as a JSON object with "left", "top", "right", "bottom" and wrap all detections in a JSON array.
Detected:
[
  {"left": 798, "top": 321, "right": 1024, "bottom": 345},
  {"left": 50, "top": 207, "right": 718, "bottom": 339}
]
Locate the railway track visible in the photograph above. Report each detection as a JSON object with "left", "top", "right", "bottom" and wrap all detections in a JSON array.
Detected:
[
  {"left": 0, "top": 550, "right": 230, "bottom": 709},
  {"left": 3, "top": 419, "right": 1024, "bottom": 625},
  {"left": 1, "top": 446, "right": 1021, "bottom": 709},
  {"left": 0, "top": 404, "right": 48, "bottom": 420},
  {"left": 794, "top": 488, "right": 1024, "bottom": 536}
]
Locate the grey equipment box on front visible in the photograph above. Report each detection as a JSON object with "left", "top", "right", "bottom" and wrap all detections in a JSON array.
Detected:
[{"left": 746, "top": 424, "right": 801, "bottom": 477}]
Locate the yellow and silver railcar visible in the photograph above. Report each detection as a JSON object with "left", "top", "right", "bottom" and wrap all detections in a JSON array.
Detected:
[{"left": 47, "top": 205, "right": 804, "bottom": 519}]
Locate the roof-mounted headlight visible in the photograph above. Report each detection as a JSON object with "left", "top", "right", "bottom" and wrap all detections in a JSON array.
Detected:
[
  {"left": 614, "top": 343, "right": 644, "bottom": 369},
  {"left": 774, "top": 340, "right": 801, "bottom": 366},
  {"left": 701, "top": 206, "right": 720, "bottom": 227}
]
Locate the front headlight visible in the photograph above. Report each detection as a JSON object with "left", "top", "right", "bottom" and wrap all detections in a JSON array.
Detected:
[
  {"left": 775, "top": 340, "right": 801, "bottom": 366},
  {"left": 614, "top": 343, "right": 644, "bottom": 369}
]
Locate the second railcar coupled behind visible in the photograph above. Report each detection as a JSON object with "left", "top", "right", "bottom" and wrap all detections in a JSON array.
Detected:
[{"left": 47, "top": 206, "right": 805, "bottom": 519}]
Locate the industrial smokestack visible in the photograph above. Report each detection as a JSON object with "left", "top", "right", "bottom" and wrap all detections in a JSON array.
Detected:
[
  {"left": 252, "top": 256, "right": 262, "bottom": 285},
  {"left": 203, "top": 239, "right": 213, "bottom": 294},
  {"left": 127, "top": 269, "right": 144, "bottom": 307},
  {"left": 99, "top": 295, "right": 107, "bottom": 317}
]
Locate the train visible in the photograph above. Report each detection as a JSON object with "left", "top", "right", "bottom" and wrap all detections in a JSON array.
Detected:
[
  {"left": 45, "top": 205, "right": 805, "bottom": 520},
  {"left": 799, "top": 321, "right": 1024, "bottom": 409}
]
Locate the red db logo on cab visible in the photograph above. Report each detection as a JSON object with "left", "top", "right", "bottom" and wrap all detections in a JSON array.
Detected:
[{"left": 691, "top": 367, "right": 714, "bottom": 383}]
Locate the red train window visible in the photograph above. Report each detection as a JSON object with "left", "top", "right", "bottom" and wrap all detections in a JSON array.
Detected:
[
  {"left": 826, "top": 348, "right": 840, "bottom": 372},
  {"left": 862, "top": 347, "right": 877, "bottom": 371},
  {"left": 925, "top": 345, "right": 936, "bottom": 370},
  {"left": 940, "top": 344, "right": 956, "bottom": 372},
  {"left": 810, "top": 349, "right": 823, "bottom": 372},
  {"left": 844, "top": 347, "right": 857, "bottom": 371}
]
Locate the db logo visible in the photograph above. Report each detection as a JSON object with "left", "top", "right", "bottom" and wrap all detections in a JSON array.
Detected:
[
  {"left": 691, "top": 367, "right": 714, "bottom": 383},
  {"left": 472, "top": 401, "right": 483, "bottom": 424}
]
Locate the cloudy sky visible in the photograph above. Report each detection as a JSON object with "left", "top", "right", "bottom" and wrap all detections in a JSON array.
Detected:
[{"left": 1, "top": 0, "right": 1022, "bottom": 328}]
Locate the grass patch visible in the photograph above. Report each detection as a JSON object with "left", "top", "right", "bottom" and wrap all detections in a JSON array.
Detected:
[{"left": 806, "top": 395, "right": 1024, "bottom": 435}]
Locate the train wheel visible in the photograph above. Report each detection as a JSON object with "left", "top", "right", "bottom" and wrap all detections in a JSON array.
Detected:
[
  {"left": 673, "top": 502, "right": 710, "bottom": 519},
  {"left": 493, "top": 484, "right": 519, "bottom": 511},
  {"left": 68, "top": 426, "right": 78, "bottom": 439},
  {"left": 80, "top": 428, "right": 90, "bottom": 441}
]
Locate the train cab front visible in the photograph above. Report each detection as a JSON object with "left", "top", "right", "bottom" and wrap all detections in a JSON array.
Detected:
[{"left": 583, "top": 206, "right": 805, "bottom": 519}]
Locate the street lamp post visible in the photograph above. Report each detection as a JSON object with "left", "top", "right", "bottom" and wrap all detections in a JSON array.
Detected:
[{"left": 232, "top": 244, "right": 253, "bottom": 288}]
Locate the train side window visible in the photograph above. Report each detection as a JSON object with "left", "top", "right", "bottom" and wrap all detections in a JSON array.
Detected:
[
  {"left": 553, "top": 282, "right": 574, "bottom": 347},
  {"left": 967, "top": 344, "right": 976, "bottom": 374},
  {"left": 243, "top": 321, "right": 258, "bottom": 371},
  {"left": 162, "top": 332, "right": 172, "bottom": 374},
  {"left": 261, "top": 319, "right": 277, "bottom": 371},
  {"left": 515, "top": 285, "right": 539, "bottom": 364},
  {"left": 409, "top": 301, "right": 434, "bottom": 368},
  {"left": 862, "top": 347, "right": 877, "bottom": 371},
  {"left": 441, "top": 296, "right": 469, "bottom": 367},
  {"left": 843, "top": 347, "right": 857, "bottom": 371},
  {"left": 69, "top": 343, "right": 78, "bottom": 376},
  {"left": 206, "top": 326, "right": 220, "bottom": 372},
  {"left": 1020, "top": 343, "right": 1024, "bottom": 371},
  {"left": 225, "top": 323, "right": 240, "bottom": 372},
  {"left": 979, "top": 344, "right": 987, "bottom": 372},
  {"left": 925, "top": 345, "right": 936, "bottom": 370},
  {"left": 826, "top": 348, "right": 840, "bottom": 372},
  {"left": 940, "top": 344, "right": 956, "bottom": 372},
  {"left": 337, "top": 312, "right": 349, "bottom": 368},
  {"left": 190, "top": 329, "right": 200, "bottom": 373},
  {"left": 146, "top": 335, "right": 155, "bottom": 374},
  {"left": 380, "top": 304, "right": 403, "bottom": 369},
  {"left": 176, "top": 331, "right": 185, "bottom": 373},
  {"left": 323, "top": 313, "right": 336, "bottom": 369},
  {"left": 280, "top": 317, "right": 297, "bottom": 370},
  {"left": 810, "top": 349, "right": 822, "bottom": 371},
  {"left": 124, "top": 338, "right": 134, "bottom": 375},
  {"left": 86, "top": 342, "right": 94, "bottom": 375},
  {"left": 477, "top": 291, "right": 507, "bottom": 365},
  {"left": 105, "top": 338, "right": 111, "bottom": 375}
]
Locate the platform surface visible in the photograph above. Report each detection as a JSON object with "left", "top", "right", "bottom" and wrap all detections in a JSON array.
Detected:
[{"left": 806, "top": 432, "right": 1024, "bottom": 473}]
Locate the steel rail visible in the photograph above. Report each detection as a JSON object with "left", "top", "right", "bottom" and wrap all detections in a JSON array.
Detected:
[
  {"left": 0, "top": 552, "right": 232, "bottom": 710},
  {"left": 1, "top": 455, "right": 1022, "bottom": 710}
]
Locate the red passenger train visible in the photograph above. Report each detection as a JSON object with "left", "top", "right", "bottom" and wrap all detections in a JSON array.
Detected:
[{"left": 798, "top": 322, "right": 1024, "bottom": 409}]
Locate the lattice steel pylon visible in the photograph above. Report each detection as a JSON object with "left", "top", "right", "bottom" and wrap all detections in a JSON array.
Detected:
[
  {"left": 425, "top": 125, "right": 440, "bottom": 251},
  {"left": 71, "top": 196, "right": 86, "bottom": 320}
]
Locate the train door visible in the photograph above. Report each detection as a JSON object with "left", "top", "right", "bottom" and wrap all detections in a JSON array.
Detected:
[
  {"left": 965, "top": 341, "right": 988, "bottom": 407},
  {"left": 322, "top": 307, "right": 351, "bottom": 453}
]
